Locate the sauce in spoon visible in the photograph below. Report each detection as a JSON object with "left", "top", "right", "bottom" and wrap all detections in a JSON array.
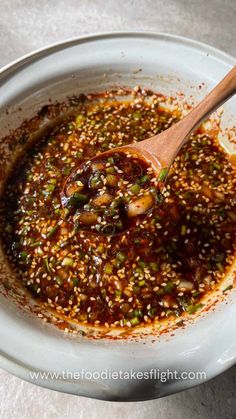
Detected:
[{"left": 62, "top": 150, "right": 166, "bottom": 234}]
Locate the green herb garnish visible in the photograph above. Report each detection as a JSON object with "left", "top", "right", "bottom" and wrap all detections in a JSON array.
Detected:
[{"left": 158, "top": 167, "right": 168, "bottom": 182}]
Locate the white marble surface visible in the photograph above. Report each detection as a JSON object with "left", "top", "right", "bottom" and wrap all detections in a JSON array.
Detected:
[{"left": 0, "top": 1, "right": 236, "bottom": 418}]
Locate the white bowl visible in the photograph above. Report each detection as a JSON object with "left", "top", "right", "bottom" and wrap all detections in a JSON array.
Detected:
[{"left": 0, "top": 32, "right": 235, "bottom": 401}]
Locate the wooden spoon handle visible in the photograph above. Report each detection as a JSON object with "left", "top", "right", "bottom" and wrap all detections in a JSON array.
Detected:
[
  {"left": 175, "top": 65, "right": 236, "bottom": 138},
  {"left": 141, "top": 66, "right": 236, "bottom": 167}
]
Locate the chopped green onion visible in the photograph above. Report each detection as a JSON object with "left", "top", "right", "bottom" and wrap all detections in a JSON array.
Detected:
[
  {"left": 47, "top": 184, "right": 56, "bottom": 192},
  {"left": 55, "top": 276, "right": 63, "bottom": 286},
  {"left": 67, "top": 122, "right": 74, "bottom": 130},
  {"left": 20, "top": 251, "right": 28, "bottom": 260},
  {"left": 216, "top": 262, "right": 224, "bottom": 272},
  {"left": 139, "top": 175, "right": 150, "bottom": 184},
  {"left": 106, "top": 174, "right": 118, "bottom": 186},
  {"left": 138, "top": 260, "right": 148, "bottom": 269},
  {"left": 46, "top": 226, "right": 59, "bottom": 238},
  {"left": 107, "top": 157, "right": 114, "bottom": 164},
  {"left": 212, "top": 253, "right": 224, "bottom": 263},
  {"left": 150, "top": 262, "right": 159, "bottom": 273},
  {"left": 45, "top": 257, "right": 51, "bottom": 272},
  {"left": 156, "top": 288, "right": 164, "bottom": 296},
  {"left": 150, "top": 308, "right": 157, "bottom": 315},
  {"left": 165, "top": 282, "right": 175, "bottom": 293},
  {"left": 106, "top": 166, "right": 116, "bottom": 174},
  {"left": 62, "top": 257, "right": 74, "bottom": 267},
  {"left": 29, "top": 241, "right": 42, "bottom": 248},
  {"left": 116, "top": 252, "right": 126, "bottom": 263},
  {"left": 130, "top": 316, "right": 140, "bottom": 326},
  {"left": 130, "top": 184, "right": 141, "bottom": 194},
  {"left": 138, "top": 279, "right": 145, "bottom": 287},
  {"left": 101, "top": 288, "right": 107, "bottom": 298},
  {"left": 186, "top": 303, "right": 203, "bottom": 314},
  {"left": 27, "top": 283, "right": 38, "bottom": 294},
  {"left": 158, "top": 167, "right": 168, "bottom": 182},
  {"left": 133, "top": 110, "right": 141, "bottom": 120},
  {"left": 62, "top": 166, "right": 71, "bottom": 176},
  {"left": 89, "top": 174, "right": 102, "bottom": 189},
  {"left": 181, "top": 225, "right": 187, "bottom": 235},
  {"left": 97, "top": 244, "right": 105, "bottom": 254},
  {"left": 213, "top": 162, "right": 221, "bottom": 170},
  {"left": 66, "top": 193, "right": 89, "bottom": 208},
  {"left": 223, "top": 285, "right": 233, "bottom": 293},
  {"left": 49, "top": 178, "right": 57, "bottom": 184},
  {"left": 101, "top": 142, "right": 109, "bottom": 150},
  {"left": 192, "top": 291, "right": 201, "bottom": 297},
  {"left": 104, "top": 262, "right": 113, "bottom": 275},
  {"left": 133, "top": 308, "right": 142, "bottom": 317},
  {"left": 73, "top": 278, "right": 79, "bottom": 286},
  {"left": 114, "top": 220, "right": 123, "bottom": 231},
  {"left": 100, "top": 224, "right": 116, "bottom": 235},
  {"left": 76, "top": 114, "right": 85, "bottom": 128}
]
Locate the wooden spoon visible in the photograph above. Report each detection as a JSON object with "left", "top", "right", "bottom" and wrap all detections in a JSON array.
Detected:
[
  {"left": 61, "top": 66, "right": 236, "bottom": 235},
  {"left": 63, "top": 66, "right": 236, "bottom": 190},
  {"left": 130, "top": 65, "right": 236, "bottom": 172}
]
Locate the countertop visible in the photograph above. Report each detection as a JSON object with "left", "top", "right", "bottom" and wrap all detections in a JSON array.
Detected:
[{"left": 0, "top": 1, "right": 236, "bottom": 418}]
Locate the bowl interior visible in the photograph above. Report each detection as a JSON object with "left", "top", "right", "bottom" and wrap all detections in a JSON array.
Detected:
[{"left": 0, "top": 33, "right": 235, "bottom": 400}]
